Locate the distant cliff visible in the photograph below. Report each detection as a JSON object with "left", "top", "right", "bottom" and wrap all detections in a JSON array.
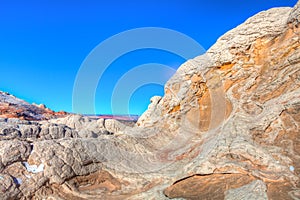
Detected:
[{"left": 0, "top": 91, "right": 67, "bottom": 120}]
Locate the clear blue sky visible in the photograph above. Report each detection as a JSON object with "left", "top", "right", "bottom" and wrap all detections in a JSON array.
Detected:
[{"left": 0, "top": 0, "right": 297, "bottom": 115}]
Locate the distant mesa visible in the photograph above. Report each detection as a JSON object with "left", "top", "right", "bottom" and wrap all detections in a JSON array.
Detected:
[{"left": 86, "top": 114, "right": 139, "bottom": 121}]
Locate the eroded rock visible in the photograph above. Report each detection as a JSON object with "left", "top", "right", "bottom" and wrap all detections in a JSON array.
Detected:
[{"left": 0, "top": 1, "right": 300, "bottom": 199}]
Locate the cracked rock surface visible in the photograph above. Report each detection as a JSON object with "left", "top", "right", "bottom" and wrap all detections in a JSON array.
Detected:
[{"left": 0, "top": 1, "right": 300, "bottom": 199}]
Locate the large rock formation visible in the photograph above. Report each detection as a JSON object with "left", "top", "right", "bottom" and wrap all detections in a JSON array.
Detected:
[
  {"left": 0, "top": 1, "right": 299, "bottom": 199},
  {"left": 0, "top": 92, "right": 67, "bottom": 120}
]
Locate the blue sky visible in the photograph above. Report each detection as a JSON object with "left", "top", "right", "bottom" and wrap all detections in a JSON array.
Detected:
[{"left": 0, "top": 0, "right": 297, "bottom": 115}]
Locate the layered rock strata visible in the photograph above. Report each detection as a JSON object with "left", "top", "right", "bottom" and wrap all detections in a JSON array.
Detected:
[{"left": 0, "top": 1, "right": 299, "bottom": 199}]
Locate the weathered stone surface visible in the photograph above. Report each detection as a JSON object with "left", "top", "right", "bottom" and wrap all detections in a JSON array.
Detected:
[
  {"left": 0, "top": 119, "right": 79, "bottom": 141},
  {"left": 288, "top": 0, "right": 300, "bottom": 26},
  {"left": 0, "top": 173, "right": 20, "bottom": 200},
  {"left": 0, "top": 140, "right": 31, "bottom": 167},
  {"left": 49, "top": 114, "right": 128, "bottom": 136},
  {"left": 224, "top": 180, "right": 268, "bottom": 200},
  {"left": 207, "top": 7, "right": 291, "bottom": 66},
  {"left": 0, "top": 1, "right": 300, "bottom": 199},
  {"left": 104, "top": 118, "right": 128, "bottom": 134}
]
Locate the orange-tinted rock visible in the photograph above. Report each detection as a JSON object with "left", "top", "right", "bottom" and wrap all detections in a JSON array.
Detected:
[
  {"left": 164, "top": 173, "right": 256, "bottom": 199},
  {"left": 0, "top": 92, "right": 68, "bottom": 120}
]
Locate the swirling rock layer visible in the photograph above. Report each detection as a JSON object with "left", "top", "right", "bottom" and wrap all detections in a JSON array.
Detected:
[{"left": 0, "top": 1, "right": 300, "bottom": 199}]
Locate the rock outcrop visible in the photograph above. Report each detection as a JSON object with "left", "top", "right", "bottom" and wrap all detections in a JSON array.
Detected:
[
  {"left": 0, "top": 92, "right": 67, "bottom": 120},
  {"left": 0, "top": 1, "right": 300, "bottom": 199}
]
